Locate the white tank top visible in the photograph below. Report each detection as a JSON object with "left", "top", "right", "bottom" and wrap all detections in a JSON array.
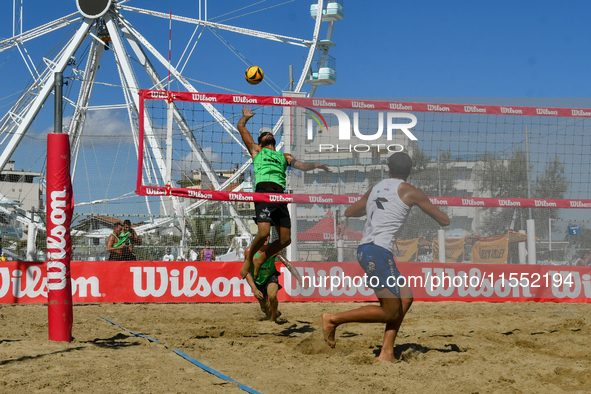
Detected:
[{"left": 360, "top": 178, "right": 411, "bottom": 251}]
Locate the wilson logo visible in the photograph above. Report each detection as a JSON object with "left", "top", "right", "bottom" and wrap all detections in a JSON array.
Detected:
[
  {"left": 309, "top": 196, "right": 333, "bottom": 203},
  {"left": 390, "top": 103, "right": 413, "bottom": 110},
  {"left": 534, "top": 200, "right": 557, "bottom": 207},
  {"left": 499, "top": 199, "right": 521, "bottom": 207},
  {"left": 572, "top": 109, "right": 591, "bottom": 117},
  {"left": 351, "top": 101, "right": 375, "bottom": 109},
  {"left": 192, "top": 94, "right": 217, "bottom": 102},
  {"left": 0, "top": 267, "right": 101, "bottom": 299},
  {"left": 312, "top": 99, "right": 337, "bottom": 107},
  {"left": 229, "top": 193, "right": 254, "bottom": 201},
  {"left": 129, "top": 266, "right": 252, "bottom": 298},
  {"left": 269, "top": 195, "right": 292, "bottom": 202},
  {"left": 536, "top": 108, "right": 558, "bottom": 116},
  {"left": 570, "top": 201, "right": 591, "bottom": 208},
  {"left": 427, "top": 104, "right": 450, "bottom": 112},
  {"left": 464, "top": 106, "right": 486, "bottom": 113},
  {"left": 233, "top": 96, "right": 257, "bottom": 104},
  {"left": 47, "top": 189, "right": 69, "bottom": 291},
  {"left": 273, "top": 98, "right": 297, "bottom": 106},
  {"left": 500, "top": 107, "right": 523, "bottom": 114},
  {"left": 150, "top": 91, "right": 168, "bottom": 99},
  {"left": 462, "top": 199, "right": 485, "bottom": 206},
  {"left": 146, "top": 188, "right": 166, "bottom": 195},
  {"left": 188, "top": 190, "right": 213, "bottom": 199}
]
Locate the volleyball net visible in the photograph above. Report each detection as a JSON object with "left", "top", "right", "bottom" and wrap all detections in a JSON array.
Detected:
[{"left": 133, "top": 90, "right": 591, "bottom": 264}]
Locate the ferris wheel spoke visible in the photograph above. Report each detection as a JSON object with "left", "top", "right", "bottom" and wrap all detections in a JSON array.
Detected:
[
  {"left": 0, "top": 12, "right": 82, "bottom": 53},
  {"left": 119, "top": 5, "right": 312, "bottom": 48},
  {"left": 121, "top": 22, "right": 223, "bottom": 189},
  {"left": 69, "top": 37, "right": 106, "bottom": 182},
  {"left": 118, "top": 15, "right": 248, "bottom": 152},
  {"left": 0, "top": 18, "right": 93, "bottom": 172}
]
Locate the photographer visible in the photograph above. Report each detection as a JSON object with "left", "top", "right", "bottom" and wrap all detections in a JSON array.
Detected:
[
  {"left": 120, "top": 219, "right": 140, "bottom": 261},
  {"left": 107, "top": 223, "right": 134, "bottom": 261}
]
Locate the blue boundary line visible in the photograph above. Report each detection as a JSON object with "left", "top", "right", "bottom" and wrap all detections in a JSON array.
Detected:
[
  {"left": 100, "top": 317, "right": 161, "bottom": 343},
  {"left": 99, "top": 316, "right": 261, "bottom": 394}
]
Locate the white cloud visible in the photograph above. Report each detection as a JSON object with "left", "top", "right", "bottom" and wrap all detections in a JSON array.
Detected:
[{"left": 175, "top": 146, "right": 221, "bottom": 175}]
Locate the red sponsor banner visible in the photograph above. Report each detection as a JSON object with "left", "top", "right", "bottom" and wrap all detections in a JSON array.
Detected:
[
  {"left": 46, "top": 133, "right": 74, "bottom": 342},
  {"left": 1, "top": 261, "right": 590, "bottom": 304},
  {"left": 136, "top": 185, "right": 591, "bottom": 209},
  {"left": 139, "top": 90, "right": 591, "bottom": 119}
]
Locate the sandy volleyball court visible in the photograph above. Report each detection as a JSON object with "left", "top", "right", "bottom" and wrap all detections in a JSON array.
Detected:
[{"left": 0, "top": 301, "right": 590, "bottom": 393}]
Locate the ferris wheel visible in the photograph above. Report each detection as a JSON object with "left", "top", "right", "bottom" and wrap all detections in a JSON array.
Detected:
[{"left": 0, "top": 0, "right": 343, "bottom": 238}]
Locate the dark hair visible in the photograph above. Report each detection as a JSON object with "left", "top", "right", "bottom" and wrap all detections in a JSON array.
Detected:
[
  {"left": 387, "top": 152, "right": 413, "bottom": 178},
  {"left": 114, "top": 222, "right": 123, "bottom": 229},
  {"left": 257, "top": 132, "right": 272, "bottom": 145},
  {"left": 123, "top": 219, "right": 131, "bottom": 226}
]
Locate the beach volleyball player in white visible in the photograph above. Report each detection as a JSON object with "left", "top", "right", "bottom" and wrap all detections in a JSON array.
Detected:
[{"left": 322, "top": 152, "right": 450, "bottom": 363}]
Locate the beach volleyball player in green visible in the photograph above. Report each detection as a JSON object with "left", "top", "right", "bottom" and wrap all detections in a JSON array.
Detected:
[
  {"left": 244, "top": 237, "right": 282, "bottom": 321},
  {"left": 237, "top": 107, "right": 330, "bottom": 280}
]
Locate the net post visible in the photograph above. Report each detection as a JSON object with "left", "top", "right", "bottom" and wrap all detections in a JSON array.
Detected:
[
  {"left": 283, "top": 91, "right": 307, "bottom": 262},
  {"left": 165, "top": 99, "right": 174, "bottom": 187},
  {"left": 47, "top": 71, "right": 74, "bottom": 342},
  {"left": 136, "top": 90, "right": 145, "bottom": 192}
]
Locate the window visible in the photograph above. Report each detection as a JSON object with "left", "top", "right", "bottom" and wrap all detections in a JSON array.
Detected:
[
  {"left": 450, "top": 216, "right": 473, "bottom": 231},
  {"left": 454, "top": 167, "right": 472, "bottom": 181},
  {"left": 453, "top": 189, "right": 472, "bottom": 197}
]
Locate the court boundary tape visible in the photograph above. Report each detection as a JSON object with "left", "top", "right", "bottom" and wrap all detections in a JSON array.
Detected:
[{"left": 99, "top": 316, "right": 262, "bottom": 394}]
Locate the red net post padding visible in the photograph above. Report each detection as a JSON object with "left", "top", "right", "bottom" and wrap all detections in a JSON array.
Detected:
[{"left": 46, "top": 133, "right": 74, "bottom": 342}]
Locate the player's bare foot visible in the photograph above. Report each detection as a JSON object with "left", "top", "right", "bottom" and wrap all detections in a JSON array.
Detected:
[
  {"left": 322, "top": 313, "right": 336, "bottom": 348},
  {"left": 377, "top": 351, "right": 398, "bottom": 363},
  {"left": 240, "top": 259, "right": 251, "bottom": 279},
  {"left": 252, "top": 251, "right": 265, "bottom": 279},
  {"left": 270, "top": 310, "right": 282, "bottom": 322},
  {"left": 260, "top": 302, "right": 271, "bottom": 320}
]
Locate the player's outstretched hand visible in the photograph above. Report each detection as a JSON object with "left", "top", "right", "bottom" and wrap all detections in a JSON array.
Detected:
[
  {"left": 317, "top": 163, "right": 331, "bottom": 172},
  {"left": 241, "top": 106, "right": 255, "bottom": 119}
]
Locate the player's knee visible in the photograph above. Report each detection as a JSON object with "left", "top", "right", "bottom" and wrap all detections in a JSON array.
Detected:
[
  {"left": 383, "top": 308, "right": 401, "bottom": 323},
  {"left": 402, "top": 297, "right": 414, "bottom": 310},
  {"left": 258, "top": 228, "right": 271, "bottom": 238},
  {"left": 280, "top": 236, "right": 291, "bottom": 247}
]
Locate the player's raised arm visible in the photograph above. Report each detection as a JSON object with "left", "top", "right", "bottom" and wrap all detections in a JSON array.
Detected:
[
  {"left": 284, "top": 153, "right": 331, "bottom": 172},
  {"left": 398, "top": 183, "right": 450, "bottom": 227},
  {"left": 345, "top": 188, "right": 372, "bottom": 218},
  {"left": 237, "top": 107, "right": 261, "bottom": 158}
]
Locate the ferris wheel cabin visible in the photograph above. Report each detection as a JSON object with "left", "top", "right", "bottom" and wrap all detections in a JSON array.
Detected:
[
  {"left": 305, "top": 54, "right": 337, "bottom": 85},
  {"left": 310, "top": 0, "right": 344, "bottom": 22}
]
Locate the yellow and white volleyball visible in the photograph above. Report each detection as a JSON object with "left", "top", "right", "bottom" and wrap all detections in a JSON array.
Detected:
[{"left": 245, "top": 66, "right": 264, "bottom": 85}]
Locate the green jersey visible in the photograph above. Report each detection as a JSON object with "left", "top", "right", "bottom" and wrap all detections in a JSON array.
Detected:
[
  {"left": 120, "top": 231, "right": 131, "bottom": 244},
  {"left": 250, "top": 252, "right": 277, "bottom": 285},
  {"left": 112, "top": 233, "right": 125, "bottom": 248},
  {"left": 253, "top": 148, "right": 287, "bottom": 189}
]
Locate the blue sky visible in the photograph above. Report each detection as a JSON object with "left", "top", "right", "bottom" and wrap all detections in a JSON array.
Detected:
[{"left": 0, "top": 1, "right": 589, "bottom": 231}]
